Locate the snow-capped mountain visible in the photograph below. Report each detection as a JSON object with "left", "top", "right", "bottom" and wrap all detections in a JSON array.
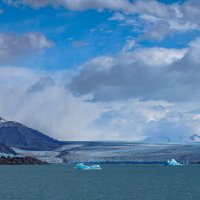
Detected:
[
  {"left": 0, "top": 117, "right": 62, "bottom": 150},
  {"left": 0, "top": 117, "right": 21, "bottom": 128}
]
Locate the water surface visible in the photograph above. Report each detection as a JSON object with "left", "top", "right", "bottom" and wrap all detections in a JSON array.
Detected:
[{"left": 0, "top": 164, "right": 199, "bottom": 200}]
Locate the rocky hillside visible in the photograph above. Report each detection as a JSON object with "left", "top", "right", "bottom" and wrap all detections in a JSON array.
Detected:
[{"left": 0, "top": 156, "right": 47, "bottom": 165}]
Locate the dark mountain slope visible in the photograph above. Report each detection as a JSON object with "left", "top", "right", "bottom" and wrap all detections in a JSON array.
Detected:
[
  {"left": 0, "top": 143, "right": 17, "bottom": 155},
  {"left": 0, "top": 117, "right": 62, "bottom": 150}
]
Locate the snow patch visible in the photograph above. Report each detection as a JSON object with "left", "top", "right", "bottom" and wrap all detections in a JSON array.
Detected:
[
  {"left": 0, "top": 118, "right": 7, "bottom": 123},
  {"left": 0, "top": 121, "right": 17, "bottom": 128}
]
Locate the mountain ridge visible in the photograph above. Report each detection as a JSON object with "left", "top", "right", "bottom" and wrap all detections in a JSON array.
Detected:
[{"left": 0, "top": 117, "right": 62, "bottom": 150}]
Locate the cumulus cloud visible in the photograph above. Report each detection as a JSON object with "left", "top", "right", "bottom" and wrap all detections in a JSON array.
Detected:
[
  {"left": 69, "top": 37, "right": 200, "bottom": 104},
  {"left": 70, "top": 46, "right": 187, "bottom": 102},
  {"left": 170, "top": 38, "right": 200, "bottom": 72},
  {"left": 0, "top": 32, "right": 53, "bottom": 64}
]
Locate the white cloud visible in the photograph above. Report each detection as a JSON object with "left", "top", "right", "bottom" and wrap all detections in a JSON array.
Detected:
[
  {"left": 109, "top": 12, "right": 126, "bottom": 21},
  {"left": 108, "top": 0, "right": 200, "bottom": 41},
  {"left": 122, "top": 39, "right": 136, "bottom": 52},
  {"left": 0, "top": 67, "right": 104, "bottom": 140},
  {"left": 0, "top": 66, "right": 39, "bottom": 89},
  {"left": 27, "top": 32, "right": 53, "bottom": 49},
  {"left": 171, "top": 37, "right": 200, "bottom": 72},
  {"left": 140, "top": 0, "right": 200, "bottom": 40},
  {"left": 130, "top": 47, "right": 186, "bottom": 67},
  {"left": 138, "top": 1, "right": 200, "bottom": 41},
  {"left": 0, "top": 32, "right": 53, "bottom": 64},
  {"left": 5, "top": 0, "right": 200, "bottom": 41},
  {"left": 4, "top": 0, "right": 134, "bottom": 12},
  {"left": 2, "top": 0, "right": 200, "bottom": 142},
  {"left": 132, "top": 0, "right": 172, "bottom": 19},
  {"left": 70, "top": 46, "right": 187, "bottom": 101},
  {"left": 93, "top": 100, "right": 173, "bottom": 140},
  {"left": 1, "top": 66, "right": 200, "bottom": 141}
]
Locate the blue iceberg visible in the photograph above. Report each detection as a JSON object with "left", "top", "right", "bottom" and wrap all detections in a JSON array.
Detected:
[
  {"left": 166, "top": 159, "right": 182, "bottom": 166},
  {"left": 75, "top": 163, "right": 102, "bottom": 170}
]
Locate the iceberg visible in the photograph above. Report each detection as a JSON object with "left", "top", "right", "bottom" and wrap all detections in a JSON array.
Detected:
[
  {"left": 75, "top": 163, "right": 102, "bottom": 170},
  {"left": 166, "top": 159, "right": 182, "bottom": 166}
]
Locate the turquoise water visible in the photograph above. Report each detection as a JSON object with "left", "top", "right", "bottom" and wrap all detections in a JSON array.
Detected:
[{"left": 0, "top": 164, "right": 200, "bottom": 200}]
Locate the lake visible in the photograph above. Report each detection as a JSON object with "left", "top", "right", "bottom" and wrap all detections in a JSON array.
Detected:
[{"left": 0, "top": 164, "right": 199, "bottom": 200}]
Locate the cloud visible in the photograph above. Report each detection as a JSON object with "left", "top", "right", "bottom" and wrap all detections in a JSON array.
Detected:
[
  {"left": 70, "top": 46, "right": 187, "bottom": 102},
  {"left": 2, "top": 0, "right": 200, "bottom": 142},
  {"left": 170, "top": 38, "right": 200, "bottom": 72},
  {"left": 1, "top": 66, "right": 200, "bottom": 141},
  {"left": 5, "top": 0, "right": 200, "bottom": 41},
  {"left": 69, "top": 36, "right": 200, "bottom": 105},
  {"left": 135, "top": 0, "right": 200, "bottom": 36},
  {"left": 122, "top": 39, "right": 136, "bottom": 52},
  {"left": 0, "top": 32, "right": 53, "bottom": 64},
  {"left": 3, "top": 0, "right": 134, "bottom": 12},
  {"left": 72, "top": 40, "right": 88, "bottom": 48},
  {"left": 109, "top": 12, "right": 126, "bottom": 21},
  {"left": 137, "top": 0, "right": 200, "bottom": 40},
  {"left": 93, "top": 100, "right": 173, "bottom": 140},
  {"left": 0, "top": 67, "right": 104, "bottom": 140},
  {"left": 109, "top": 0, "right": 200, "bottom": 41}
]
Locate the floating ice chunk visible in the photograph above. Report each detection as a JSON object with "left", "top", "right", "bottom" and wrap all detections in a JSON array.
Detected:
[
  {"left": 166, "top": 159, "right": 182, "bottom": 166},
  {"left": 75, "top": 163, "right": 102, "bottom": 170}
]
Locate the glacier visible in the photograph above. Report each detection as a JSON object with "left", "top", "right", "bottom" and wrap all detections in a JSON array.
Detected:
[
  {"left": 166, "top": 159, "right": 182, "bottom": 166},
  {"left": 13, "top": 148, "right": 63, "bottom": 164},
  {"left": 0, "top": 153, "right": 22, "bottom": 158},
  {"left": 75, "top": 163, "right": 102, "bottom": 170}
]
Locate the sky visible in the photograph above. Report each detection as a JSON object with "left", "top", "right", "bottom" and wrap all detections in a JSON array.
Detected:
[{"left": 1, "top": 0, "right": 200, "bottom": 142}]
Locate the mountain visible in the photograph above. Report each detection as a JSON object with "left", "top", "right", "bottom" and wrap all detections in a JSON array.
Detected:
[
  {"left": 0, "top": 156, "right": 47, "bottom": 165},
  {"left": 144, "top": 135, "right": 171, "bottom": 143},
  {"left": 0, "top": 117, "right": 62, "bottom": 150},
  {"left": 190, "top": 134, "right": 200, "bottom": 142},
  {"left": 0, "top": 143, "right": 17, "bottom": 155},
  {"left": 27, "top": 77, "right": 55, "bottom": 93},
  {"left": 143, "top": 134, "right": 199, "bottom": 143}
]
